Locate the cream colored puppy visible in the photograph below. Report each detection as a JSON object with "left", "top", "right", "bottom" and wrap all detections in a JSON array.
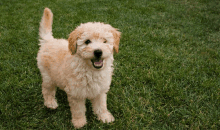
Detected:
[{"left": 37, "top": 8, "right": 121, "bottom": 128}]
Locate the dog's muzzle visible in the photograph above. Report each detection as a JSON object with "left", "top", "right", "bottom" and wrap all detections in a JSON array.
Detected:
[{"left": 91, "top": 49, "right": 103, "bottom": 69}]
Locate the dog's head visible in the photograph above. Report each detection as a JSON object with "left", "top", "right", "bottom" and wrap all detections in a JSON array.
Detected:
[{"left": 68, "top": 22, "right": 121, "bottom": 69}]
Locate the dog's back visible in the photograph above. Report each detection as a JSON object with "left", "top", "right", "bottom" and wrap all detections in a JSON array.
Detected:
[{"left": 37, "top": 8, "right": 69, "bottom": 78}]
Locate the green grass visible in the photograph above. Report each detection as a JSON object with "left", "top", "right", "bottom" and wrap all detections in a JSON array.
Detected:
[{"left": 0, "top": 0, "right": 219, "bottom": 129}]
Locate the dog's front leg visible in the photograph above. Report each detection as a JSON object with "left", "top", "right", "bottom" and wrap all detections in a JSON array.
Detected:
[
  {"left": 67, "top": 96, "right": 87, "bottom": 128},
  {"left": 91, "top": 93, "right": 115, "bottom": 123}
]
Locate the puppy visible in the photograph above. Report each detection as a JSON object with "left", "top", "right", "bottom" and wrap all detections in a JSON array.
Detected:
[{"left": 37, "top": 8, "right": 121, "bottom": 128}]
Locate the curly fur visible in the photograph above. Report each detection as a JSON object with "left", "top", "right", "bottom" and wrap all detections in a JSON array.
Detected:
[{"left": 37, "top": 8, "right": 121, "bottom": 128}]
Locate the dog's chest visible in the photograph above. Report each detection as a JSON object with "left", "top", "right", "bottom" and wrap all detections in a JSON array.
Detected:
[{"left": 67, "top": 68, "right": 112, "bottom": 99}]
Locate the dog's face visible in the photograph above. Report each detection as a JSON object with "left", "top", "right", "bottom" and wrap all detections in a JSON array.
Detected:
[{"left": 68, "top": 22, "right": 121, "bottom": 70}]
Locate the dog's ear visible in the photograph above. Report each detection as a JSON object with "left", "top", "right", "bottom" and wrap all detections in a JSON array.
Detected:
[
  {"left": 68, "top": 28, "right": 83, "bottom": 55},
  {"left": 111, "top": 28, "right": 121, "bottom": 53}
]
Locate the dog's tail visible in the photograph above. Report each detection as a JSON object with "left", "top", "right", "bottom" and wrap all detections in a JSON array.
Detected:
[{"left": 39, "top": 8, "right": 54, "bottom": 42}]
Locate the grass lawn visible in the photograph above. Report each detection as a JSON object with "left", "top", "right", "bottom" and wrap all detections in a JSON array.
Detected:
[{"left": 0, "top": 0, "right": 219, "bottom": 129}]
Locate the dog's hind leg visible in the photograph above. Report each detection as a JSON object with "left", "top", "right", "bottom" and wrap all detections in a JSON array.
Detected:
[{"left": 41, "top": 73, "right": 58, "bottom": 109}]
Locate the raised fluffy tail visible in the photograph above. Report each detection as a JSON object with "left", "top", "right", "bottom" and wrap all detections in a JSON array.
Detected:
[{"left": 39, "top": 8, "right": 54, "bottom": 42}]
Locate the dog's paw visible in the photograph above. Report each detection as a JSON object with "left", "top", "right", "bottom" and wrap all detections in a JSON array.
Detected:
[
  {"left": 44, "top": 99, "right": 58, "bottom": 109},
  {"left": 98, "top": 111, "right": 115, "bottom": 123},
  {"left": 72, "top": 117, "right": 87, "bottom": 129}
]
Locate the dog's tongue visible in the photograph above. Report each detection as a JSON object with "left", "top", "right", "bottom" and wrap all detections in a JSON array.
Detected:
[{"left": 94, "top": 60, "right": 103, "bottom": 67}]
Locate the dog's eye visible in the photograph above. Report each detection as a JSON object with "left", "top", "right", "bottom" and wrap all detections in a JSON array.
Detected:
[
  {"left": 85, "top": 40, "right": 91, "bottom": 44},
  {"left": 104, "top": 40, "right": 107, "bottom": 43}
]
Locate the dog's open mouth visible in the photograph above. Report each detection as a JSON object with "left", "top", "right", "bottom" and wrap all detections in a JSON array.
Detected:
[{"left": 91, "top": 59, "right": 103, "bottom": 69}]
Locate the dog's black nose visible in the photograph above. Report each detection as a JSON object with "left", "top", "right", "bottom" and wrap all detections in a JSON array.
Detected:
[{"left": 94, "top": 49, "right": 102, "bottom": 58}]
